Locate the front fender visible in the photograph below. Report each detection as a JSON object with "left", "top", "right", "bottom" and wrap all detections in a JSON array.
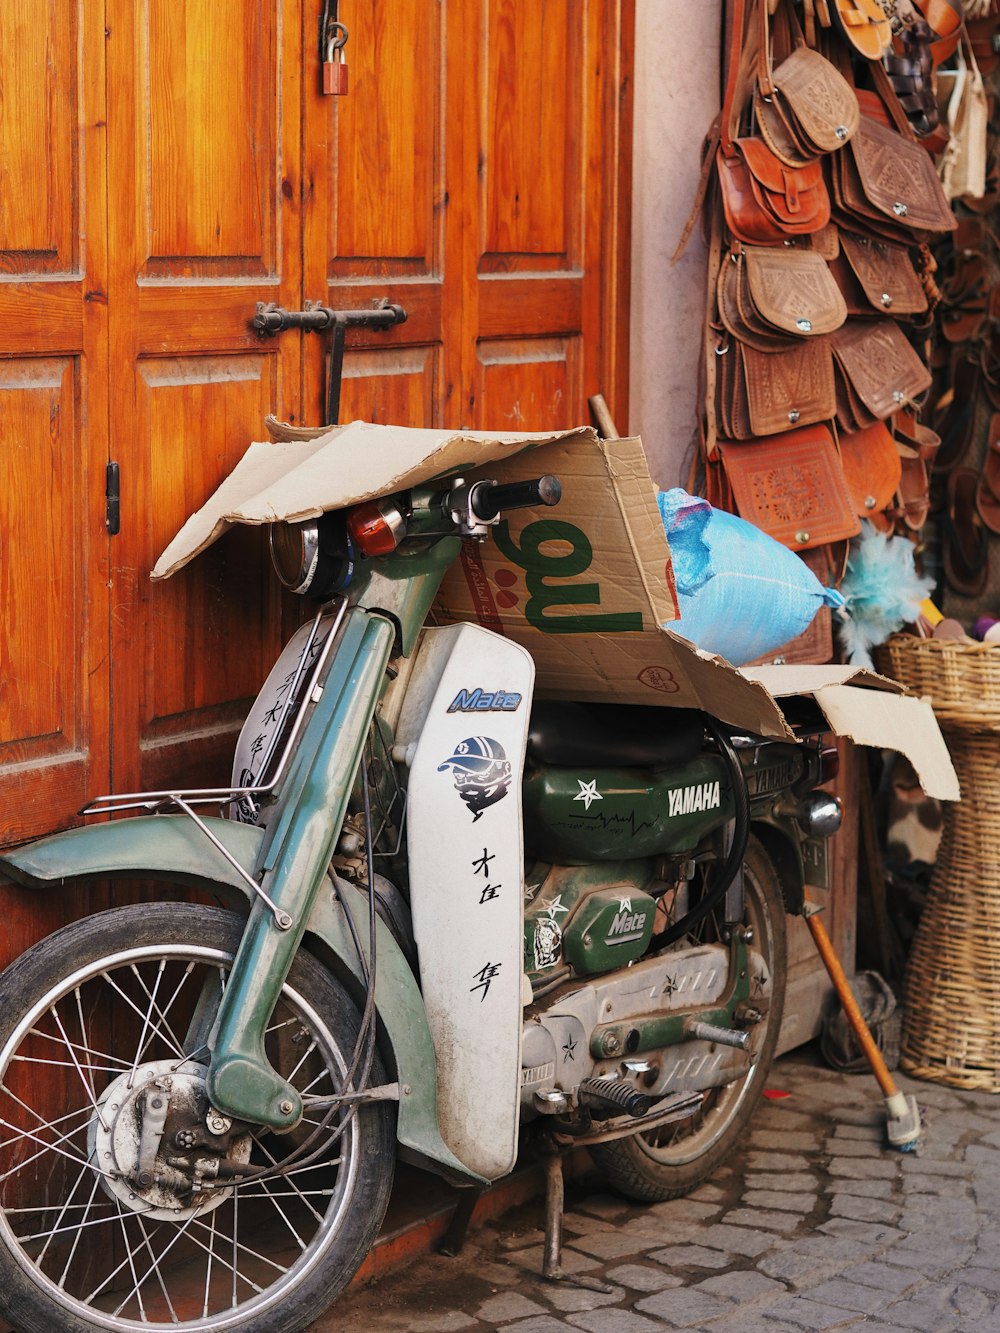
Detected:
[{"left": 0, "top": 817, "right": 486, "bottom": 1186}]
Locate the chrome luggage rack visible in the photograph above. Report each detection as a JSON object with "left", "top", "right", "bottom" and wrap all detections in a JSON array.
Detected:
[{"left": 81, "top": 601, "right": 349, "bottom": 929}]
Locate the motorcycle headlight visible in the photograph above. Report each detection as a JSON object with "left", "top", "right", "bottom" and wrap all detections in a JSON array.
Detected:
[{"left": 268, "top": 513, "right": 354, "bottom": 599}]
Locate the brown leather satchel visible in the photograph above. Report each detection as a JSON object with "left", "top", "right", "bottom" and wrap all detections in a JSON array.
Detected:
[
  {"left": 838, "top": 419, "right": 903, "bottom": 521},
  {"left": 757, "top": 1, "right": 861, "bottom": 157},
  {"left": 830, "top": 319, "right": 933, "bottom": 431},
  {"left": 716, "top": 0, "right": 833, "bottom": 243},
  {"left": 718, "top": 242, "right": 848, "bottom": 350},
  {"left": 718, "top": 422, "right": 861, "bottom": 550},
  {"left": 716, "top": 336, "right": 837, "bottom": 439},
  {"left": 829, "top": 232, "right": 928, "bottom": 318}
]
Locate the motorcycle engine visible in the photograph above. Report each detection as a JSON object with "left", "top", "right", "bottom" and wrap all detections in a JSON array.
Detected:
[{"left": 524, "top": 864, "right": 662, "bottom": 986}]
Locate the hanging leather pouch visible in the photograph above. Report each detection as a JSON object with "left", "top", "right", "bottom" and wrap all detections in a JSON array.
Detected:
[
  {"left": 829, "top": 319, "right": 933, "bottom": 431},
  {"left": 717, "top": 336, "right": 837, "bottom": 439},
  {"left": 757, "top": 1, "right": 861, "bottom": 157},
  {"left": 838, "top": 419, "right": 903, "bottom": 520},
  {"left": 718, "top": 422, "right": 861, "bottom": 550},
  {"left": 829, "top": 232, "right": 928, "bottom": 318}
]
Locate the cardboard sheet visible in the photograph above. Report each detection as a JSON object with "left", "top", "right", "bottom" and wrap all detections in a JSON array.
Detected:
[{"left": 150, "top": 419, "right": 958, "bottom": 798}]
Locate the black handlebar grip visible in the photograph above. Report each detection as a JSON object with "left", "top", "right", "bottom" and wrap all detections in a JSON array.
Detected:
[{"left": 471, "top": 475, "right": 562, "bottom": 521}]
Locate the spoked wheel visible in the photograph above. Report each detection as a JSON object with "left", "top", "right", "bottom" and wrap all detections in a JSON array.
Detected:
[
  {"left": 0, "top": 903, "right": 394, "bottom": 1333},
  {"left": 590, "top": 835, "right": 786, "bottom": 1202}
]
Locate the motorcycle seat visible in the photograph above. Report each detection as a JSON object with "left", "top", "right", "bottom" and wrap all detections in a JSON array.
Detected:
[{"left": 526, "top": 702, "right": 705, "bottom": 769}]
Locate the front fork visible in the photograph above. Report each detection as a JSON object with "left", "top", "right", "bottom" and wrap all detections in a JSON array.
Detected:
[{"left": 206, "top": 608, "right": 396, "bottom": 1130}]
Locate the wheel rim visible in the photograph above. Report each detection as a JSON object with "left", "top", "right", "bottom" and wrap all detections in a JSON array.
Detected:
[
  {"left": 0, "top": 938, "right": 363, "bottom": 1330},
  {"left": 632, "top": 859, "right": 778, "bottom": 1168}
]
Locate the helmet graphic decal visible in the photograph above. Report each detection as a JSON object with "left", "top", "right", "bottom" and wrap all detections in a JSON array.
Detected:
[{"left": 437, "top": 735, "right": 512, "bottom": 822}]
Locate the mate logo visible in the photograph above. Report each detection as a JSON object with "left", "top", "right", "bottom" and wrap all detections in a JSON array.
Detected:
[
  {"left": 447, "top": 687, "right": 522, "bottom": 713},
  {"left": 606, "top": 908, "right": 647, "bottom": 944},
  {"left": 667, "top": 780, "right": 721, "bottom": 819},
  {"left": 493, "top": 518, "right": 644, "bottom": 635}
]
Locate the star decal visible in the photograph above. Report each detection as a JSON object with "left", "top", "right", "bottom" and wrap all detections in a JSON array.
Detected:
[
  {"left": 523, "top": 881, "right": 541, "bottom": 903},
  {"left": 562, "top": 1035, "right": 577, "bottom": 1062},
  {"left": 662, "top": 974, "right": 678, "bottom": 998},
  {"left": 617, "top": 895, "right": 632, "bottom": 913},
  {"left": 546, "top": 894, "right": 570, "bottom": 918},
  {"left": 574, "top": 779, "right": 602, "bottom": 810}
]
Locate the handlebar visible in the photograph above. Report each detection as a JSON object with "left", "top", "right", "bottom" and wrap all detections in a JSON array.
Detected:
[{"left": 469, "top": 475, "right": 562, "bottom": 522}]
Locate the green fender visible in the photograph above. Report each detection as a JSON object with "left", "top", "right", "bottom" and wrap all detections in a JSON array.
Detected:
[{"left": 0, "top": 816, "right": 486, "bottom": 1186}]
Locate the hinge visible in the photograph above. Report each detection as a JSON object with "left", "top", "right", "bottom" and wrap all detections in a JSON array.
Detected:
[{"left": 106, "top": 461, "right": 120, "bottom": 536}]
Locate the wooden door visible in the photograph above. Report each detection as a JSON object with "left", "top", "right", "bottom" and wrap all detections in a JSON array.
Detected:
[
  {"left": 303, "top": 0, "right": 633, "bottom": 433},
  {"left": 105, "top": 0, "right": 302, "bottom": 795},
  {"left": 1, "top": 0, "right": 633, "bottom": 926},
  {"left": 0, "top": 6, "right": 111, "bottom": 962}
]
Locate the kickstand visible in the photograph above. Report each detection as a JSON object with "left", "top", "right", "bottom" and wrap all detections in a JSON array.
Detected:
[
  {"left": 541, "top": 1152, "right": 613, "bottom": 1293},
  {"left": 438, "top": 1186, "right": 484, "bottom": 1257}
]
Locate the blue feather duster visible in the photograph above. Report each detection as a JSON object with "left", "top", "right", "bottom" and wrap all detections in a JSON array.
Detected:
[{"left": 837, "top": 524, "right": 935, "bottom": 667}]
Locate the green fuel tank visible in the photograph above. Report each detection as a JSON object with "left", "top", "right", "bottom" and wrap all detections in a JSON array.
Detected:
[{"left": 522, "top": 754, "right": 735, "bottom": 863}]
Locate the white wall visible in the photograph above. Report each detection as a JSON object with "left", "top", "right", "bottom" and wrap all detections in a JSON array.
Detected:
[{"left": 629, "top": 0, "right": 722, "bottom": 487}]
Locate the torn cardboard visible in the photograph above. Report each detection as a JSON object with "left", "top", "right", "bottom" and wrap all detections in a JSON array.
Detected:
[{"left": 151, "top": 419, "right": 958, "bottom": 800}]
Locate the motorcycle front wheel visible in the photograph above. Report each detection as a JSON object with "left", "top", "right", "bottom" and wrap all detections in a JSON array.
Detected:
[
  {"left": 0, "top": 902, "right": 394, "bottom": 1333},
  {"left": 590, "top": 834, "right": 786, "bottom": 1202}
]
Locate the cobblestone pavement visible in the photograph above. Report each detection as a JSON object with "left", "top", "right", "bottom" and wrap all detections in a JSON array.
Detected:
[{"left": 322, "top": 1049, "right": 1000, "bottom": 1333}]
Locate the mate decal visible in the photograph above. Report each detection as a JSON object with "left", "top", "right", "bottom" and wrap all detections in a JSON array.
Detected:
[{"left": 447, "top": 687, "right": 523, "bottom": 713}]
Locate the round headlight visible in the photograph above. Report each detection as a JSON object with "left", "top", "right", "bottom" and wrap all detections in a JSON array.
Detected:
[
  {"left": 268, "top": 514, "right": 354, "bottom": 599},
  {"left": 269, "top": 520, "right": 320, "bottom": 594}
]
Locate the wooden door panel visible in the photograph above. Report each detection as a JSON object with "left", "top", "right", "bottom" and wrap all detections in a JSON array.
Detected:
[
  {"left": 0, "top": 3, "right": 109, "bottom": 854},
  {"left": 107, "top": 0, "right": 301, "bottom": 794},
  {"left": 134, "top": 354, "right": 280, "bottom": 788},
  {"left": 136, "top": 3, "right": 278, "bottom": 280},
  {"left": 481, "top": 0, "right": 583, "bottom": 273},
  {"left": 475, "top": 336, "right": 579, "bottom": 432},
  {"left": 339, "top": 346, "right": 439, "bottom": 425},
  {"left": 0, "top": 3, "right": 80, "bottom": 275}
]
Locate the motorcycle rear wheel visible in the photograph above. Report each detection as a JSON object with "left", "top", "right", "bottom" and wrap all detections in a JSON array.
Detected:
[
  {"left": 0, "top": 902, "right": 394, "bottom": 1333},
  {"left": 590, "top": 835, "right": 786, "bottom": 1203}
]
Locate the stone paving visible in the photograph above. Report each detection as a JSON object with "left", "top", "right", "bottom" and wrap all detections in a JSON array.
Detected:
[{"left": 323, "top": 1049, "right": 1000, "bottom": 1333}]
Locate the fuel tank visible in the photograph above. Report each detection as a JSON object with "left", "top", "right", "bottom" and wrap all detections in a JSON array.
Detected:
[{"left": 522, "top": 754, "right": 734, "bottom": 863}]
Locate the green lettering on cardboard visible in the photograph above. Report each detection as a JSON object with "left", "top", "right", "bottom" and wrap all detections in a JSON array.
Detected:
[{"left": 494, "top": 519, "right": 644, "bottom": 635}]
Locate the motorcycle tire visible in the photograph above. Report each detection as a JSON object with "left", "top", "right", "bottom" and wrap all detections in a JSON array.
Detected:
[
  {"left": 589, "top": 834, "right": 786, "bottom": 1203},
  {"left": 0, "top": 901, "right": 394, "bottom": 1333}
]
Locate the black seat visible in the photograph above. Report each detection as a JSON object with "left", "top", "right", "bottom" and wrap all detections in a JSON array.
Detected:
[{"left": 526, "top": 701, "right": 705, "bottom": 769}]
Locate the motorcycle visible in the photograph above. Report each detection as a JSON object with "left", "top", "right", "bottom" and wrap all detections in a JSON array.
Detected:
[{"left": 0, "top": 458, "right": 843, "bottom": 1332}]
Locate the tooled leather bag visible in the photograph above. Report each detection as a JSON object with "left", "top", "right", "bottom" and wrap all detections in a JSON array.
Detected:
[
  {"left": 829, "top": 64, "right": 956, "bottom": 240},
  {"left": 716, "top": 335, "right": 837, "bottom": 439},
  {"left": 716, "top": 0, "right": 832, "bottom": 243},
  {"left": 829, "top": 318, "right": 933, "bottom": 431},
  {"left": 828, "top": 231, "right": 928, "bottom": 318},
  {"left": 718, "top": 422, "right": 861, "bottom": 550},
  {"left": 719, "top": 242, "right": 848, "bottom": 346},
  {"left": 838, "top": 419, "right": 903, "bottom": 522},
  {"left": 755, "top": 0, "right": 861, "bottom": 161}
]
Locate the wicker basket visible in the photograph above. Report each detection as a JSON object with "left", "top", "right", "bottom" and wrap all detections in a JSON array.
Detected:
[{"left": 876, "top": 635, "right": 1000, "bottom": 1092}]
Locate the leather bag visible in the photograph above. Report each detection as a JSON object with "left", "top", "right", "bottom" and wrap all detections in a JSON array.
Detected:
[
  {"left": 739, "top": 243, "right": 848, "bottom": 336},
  {"left": 717, "top": 335, "right": 837, "bottom": 439},
  {"left": 830, "top": 319, "right": 933, "bottom": 431},
  {"left": 716, "top": 0, "right": 832, "bottom": 243},
  {"left": 831, "top": 114, "right": 957, "bottom": 238},
  {"left": 718, "top": 422, "right": 861, "bottom": 550},
  {"left": 829, "top": 232, "right": 928, "bottom": 317},
  {"left": 757, "top": 1, "right": 861, "bottom": 157},
  {"left": 938, "top": 35, "right": 989, "bottom": 202},
  {"left": 838, "top": 419, "right": 903, "bottom": 520}
]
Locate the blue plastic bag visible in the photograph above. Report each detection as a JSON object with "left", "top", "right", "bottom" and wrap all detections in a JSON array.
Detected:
[{"left": 657, "top": 489, "right": 844, "bottom": 666}]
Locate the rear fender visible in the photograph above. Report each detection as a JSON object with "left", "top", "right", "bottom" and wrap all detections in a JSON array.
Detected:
[{"left": 0, "top": 817, "right": 485, "bottom": 1186}]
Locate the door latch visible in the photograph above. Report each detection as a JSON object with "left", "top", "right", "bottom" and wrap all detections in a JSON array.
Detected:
[
  {"left": 106, "top": 461, "right": 120, "bottom": 536},
  {"left": 251, "top": 299, "right": 407, "bottom": 426}
]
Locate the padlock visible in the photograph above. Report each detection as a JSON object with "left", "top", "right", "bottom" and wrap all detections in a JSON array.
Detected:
[{"left": 323, "top": 30, "right": 348, "bottom": 95}]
